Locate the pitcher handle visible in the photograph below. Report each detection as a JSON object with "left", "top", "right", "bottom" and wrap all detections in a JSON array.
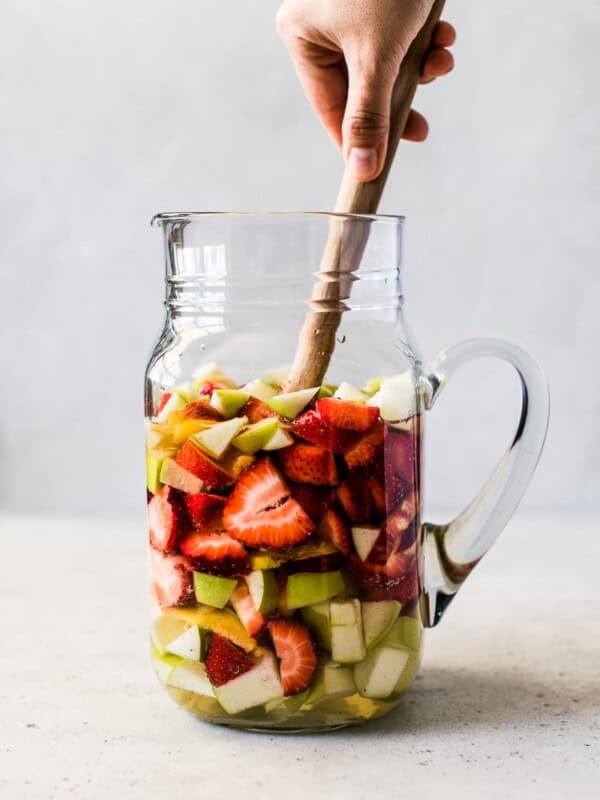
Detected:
[{"left": 419, "top": 336, "right": 550, "bottom": 627}]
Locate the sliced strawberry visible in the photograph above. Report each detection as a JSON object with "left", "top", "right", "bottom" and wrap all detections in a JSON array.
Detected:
[
  {"left": 268, "top": 619, "right": 317, "bottom": 696},
  {"left": 184, "top": 493, "right": 226, "bottom": 527},
  {"left": 344, "top": 420, "right": 385, "bottom": 469},
  {"left": 278, "top": 443, "right": 338, "bottom": 486},
  {"left": 383, "top": 462, "right": 407, "bottom": 513},
  {"left": 180, "top": 532, "right": 249, "bottom": 576},
  {"left": 367, "top": 476, "right": 386, "bottom": 517},
  {"left": 386, "top": 489, "right": 418, "bottom": 543},
  {"left": 348, "top": 546, "right": 418, "bottom": 604},
  {"left": 149, "top": 547, "right": 194, "bottom": 607},
  {"left": 241, "top": 396, "right": 277, "bottom": 424},
  {"left": 205, "top": 634, "right": 255, "bottom": 687},
  {"left": 384, "top": 426, "right": 418, "bottom": 485},
  {"left": 316, "top": 397, "right": 380, "bottom": 432},
  {"left": 319, "top": 507, "right": 351, "bottom": 555},
  {"left": 148, "top": 486, "right": 188, "bottom": 552},
  {"left": 223, "top": 458, "right": 314, "bottom": 548},
  {"left": 336, "top": 473, "right": 372, "bottom": 524},
  {"left": 366, "top": 567, "right": 419, "bottom": 604},
  {"left": 230, "top": 583, "right": 265, "bottom": 636},
  {"left": 198, "top": 380, "right": 216, "bottom": 397},
  {"left": 290, "top": 483, "right": 335, "bottom": 524},
  {"left": 175, "top": 440, "right": 233, "bottom": 490},
  {"left": 155, "top": 392, "right": 172, "bottom": 416},
  {"left": 293, "top": 410, "right": 357, "bottom": 453}
]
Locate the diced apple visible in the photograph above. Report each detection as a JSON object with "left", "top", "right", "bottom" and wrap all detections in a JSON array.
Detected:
[
  {"left": 334, "top": 382, "right": 369, "bottom": 403},
  {"left": 351, "top": 526, "right": 381, "bottom": 562},
  {"left": 330, "top": 598, "right": 361, "bottom": 627},
  {"left": 193, "top": 572, "right": 237, "bottom": 609},
  {"left": 192, "top": 362, "right": 238, "bottom": 390},
  {"left": 150, "top": 615, "right": 189, "bottom": 655},
  {"left": 330, "top": 600, "right": 366, "bottom": 664},
  {"left": 367, "top": 372, "right": 417, "bottom": 422},
  {"left": 173, "top": 383, "right": 194, "bottom": 402},
  {"left": 353, "top": 647, "right": 410, "bottom": 698},
  {"left": 266, "top": 387, "right": 319, "bottom": 419},
  {"left": 286, "top": 571, "right": 345, "bottom": 610},
  {"left": 245, "top": 570, "right": 278, "bottom": 615},
  {"left": 305, "top": 661, "right": 356, "bottom": 707},
  {"left": 210, "top": 389, "right": 249, "bottom": 418},
  {"left": 241, "top": 379, "right": 278, "bottom": 402},
  {"left": 159, "top": 458, "right": 204, "bottom": 494},
  {"left": 150, "top": 642, "right": 183, "bottom": 684},
  {"left": 166, "top": 625, "right": 203, "bottom": 661},
  {"left": 164, "top": 605, "right": 256, "bottom": 652},
  {"left": 262, "top": 425, "right": 294, "bottom": 450},
  {"left": 167, "top": 660, "right": 214, "bottom": 696},
  {"left": 300, "top": 602, "right": 332, "bottom": 650},
  {"left": 146, "top": 452, "right": 163, "bottom": 494},
  {"left": 232, "top": 418, "right": 279, "bottom": 454},
  {"left": 156, "top": 392, "right": 186, "bottom": 424},
  {"left": 213, "top": 652, "right": 284, "bottom": 714},
  {"left": 363, "top": 377, "right": 387, "bottom": 396},
  {"left": 379, "top": 616, "right": 422, "bottom": 653},
  {"left": 192, "top": 416, "right": 248, "bottom": 459},
  {"left": 362, "top": 601, "right": 402, "bottom": 650},
  {"left": 263, "top": 366, "right": 290, "bottom": 388}
]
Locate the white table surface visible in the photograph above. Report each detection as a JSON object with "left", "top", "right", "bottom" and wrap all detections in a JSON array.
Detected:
[{"left": 1, "top": 512, "right": 598, "bottom": 799}]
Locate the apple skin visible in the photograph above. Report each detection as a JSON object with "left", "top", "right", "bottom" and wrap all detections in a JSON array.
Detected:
[
  {"left": 286, "top": 571, "right": 345, "bottom": 610},
  {"left": 245, "top": 569, "right": 278, "bottom": 615},
  {"left": 362, "top": 601, "right": 402, "bottom": 650},
  {"left": 193, "top": 572, "right": 237, "bottom": 609},
  {"left": 266, "top": 387, "right": 318, "bottom": 419},
  {"left": 232, "top": 419, "right": 279, "bottom": 454},
  {"left": 210, "top": 390, "right": 249, "bottom": 419},
  {"left": 353, "top": 646, "right": 410, "bottom": 699}
]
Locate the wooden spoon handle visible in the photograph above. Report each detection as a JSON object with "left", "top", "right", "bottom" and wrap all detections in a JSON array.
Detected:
[{"left": 285, "top": 0, "right": 446, "bottom": 392}]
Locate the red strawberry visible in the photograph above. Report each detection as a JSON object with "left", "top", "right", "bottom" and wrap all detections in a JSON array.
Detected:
[
  {"left": 316, "top": 397, "right": 380, "bottom": 432},
  {"left": 148, "top": 487, "right": 188, "bottom": 552},
  {"left": 278, "top": 443, "right": 338, "bottom": 486},
  {"left": 205, "top": 634, "right": 255, "bottom": 687},
  {"left": 293, "top": 410, "right": 357, "bottom": 453},
  {"left": 268, "top": 619, "right": 317, "bottom": 696},
  {"left": 336, "top": 473, "right": 372, "bottom": 523},
  {"left": 184, "top": 493, "right": 226, "bottom": 527},
  {"left": 180, "top": 531, "right": 249, "bottom": 576},
  {"left": 384, "top": 426, "right": 418, "bottom": 485},
  {"left": 383, "top": 462, "right": 407, "bottom": 513},
  {"left": 223, "top": 458, "right": 314, "bottom": 548},
  {"left": 386, "top": 490, "right": 418, "bottom": 542},
  {"left": 344, "top": 420, "right": 385, "bottom": 469},
  {"left": 367, "top": 567, "right": 419, "bottom": 604},
  {"left": 290, "top": 483, "right": 335, "bottom": 523},
  {"left": 241, "top": 396, "right": 277, "bottom": 424},
  {"left": 175, "top": 440, "right": 233, "bottom": 490},
  {"left": 198, "top": 380, "right": 215, "bottom": 396},
  {"left": 368, "top": 476, "right": 386, "bottom": 517},
  {"left": 230, "top": 583, "right": 265, "bottom": 636},
  {"left": 348, "top": 544, "right": 418, "bottom": 603},
  {"left": 149, "top": 547, "right": 194, "bottom": 607},
  {"left": 155, "top": 392, "right": 172, "bottom": 416},
  {"left": 319, "top": 507, "right": 351, "bottom": 555}
]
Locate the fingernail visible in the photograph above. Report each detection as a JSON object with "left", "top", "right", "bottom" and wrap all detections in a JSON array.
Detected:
[{"left": 347, "top": 147, "right": 377, "bottom": 181}]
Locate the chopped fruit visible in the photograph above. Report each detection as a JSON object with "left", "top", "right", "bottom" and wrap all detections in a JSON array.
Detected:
[
  {"left": 198, "top": 380, "right": 215, "bottom": 396},
  {"left": 263, "top": 366, "right": 290, "bottom": 387},
  {"left": 192, "top": 362, "right": 238, "bottom": 390},
  {"left": 291, "top": 484, "right": 335, "bottom": 524},
  {"left": 330, "top": 599, "right": 366, "bottom": 663},
  {"left": 278, "top": 443, "right": 338, "bottom": 486},
  {"left": 223, "top": 458, "right": 314, "bottom": 548},
  {"left": 380, "top": 616, "right": 422, "bottom": 652},
  {"left": 245, "top": 570, "right": 278, "bottom": 615},
  {"left": 230, "top": 583, "right": 265, "bottom": 636},
  {"left": 268, "top": 619, "right": 317, "bottom": 696},
  {"left": 286, "top": 571, "right": 345, "bottom": 609},
  {"left": 362, "top": 601, "right": 402, "bottom": 649},
  {"left": 232, "top": 418, "right": 279, "bottom": 454},
  {"left": 184, "top": 493, "right": 226, "bottom": 527},
  {"left": 165, "top": 606, "right": 256, "bottom": 651},
  {"left": 169, "top": 418, "right": 217, "bottom": 445},
  {"left": 148, "top": 487, "right": 188, "bottom": 552},
  {"left": 348, "top": 542, "right": 417, "bottom": 601},
  {"left": 316, "top": 397, "right": 379, "bottom": 432},
  {"left": 293, "top": 410, "right": 356, "bottom": 453},
  {"left": 266, "top": 387, "right": 319, "bottom": 419},
  {"left": 213, "top": 652, "right": 284, "bottom": 714},
  {"left": 305, "top": 661, "right": 355, "bottom": 707},
  {"left": 192, "top": 416, "right": 248, "bottom": 459},
  {"left": 192, "top": 572, "right": 238, "bottom": 608},
  {"left": 240, "top": 395, "right": 277, "bottom": 424},
  {"left": 151, "top": 643, "right": 183, "bottom": 684},
  {"left": 166, "top": 625, "right": 203, "bottom": 661},
  {"left": 385, "top": 426, "right": 418, "bottom": 485},
  {"left": 159, "top": 458, "right": 204, "bottom": 495},
  {"left": 219, "top": 449, "right": 255, "bottom": 479},
  {"left": 175, "top": 440, "right": 233, "bottom": 490},
  {"left": 205, "top": 634, "right": 255, "bottom": 687},
  {"left": 353, "top": 646, "right": 411, "bottom": 698},
  {"left": 149, "top": 548, "right": 194, "bottom": 607},
  {"left": 168, "top": 399, "right": 223, "bottom": 424},
  {"left": 167, "top": 660, "right": 213, "bottom": 696},
  {"left": 333, "top": 382, "right": 369, "bottom": 403},
  {"left": 367, "top": 477, "right": 386, "bottom": 516},
  {"left": 364, "top": 567, "right": 419, "bottom": 605},
  {"left": 351, "top": 525, "right": 381, "bottom": 562},
  {"left": 319, "top": 508, "right": 351, "bottom": 555},
  {"left": 262, "top": 425, "right": 294, "bottom": 450},
  {"left": 330, "top": 597, "right": 361, "bottom": 626},
  {"left": 386, "top": 490, "right": 417, "bottom": 542},
  {"left": 336, "top": 474, "right": 372, "bottom": 523},
  {"left": 181, "top": 533, "right": 249, "bottom": 577},
  {"left": 300, "top": 602, "right": 332, "bottom": 650},
  {"left": 156, "top": 392, "right": 186, "bottom": 423},
  {"left": 155, "top": 392, "right": 173, "bottom": 416},
  {"left": 317, "top": 384, "right": 335, "bottom": 399},
  {"left": 210, "top": 389, "right": 249, "bottom": 418},
  {"left": 150, "top": 614, "right": 188, "bottom": 655},
  {"left": 344, "top": 420, "right": 384, "bottom": 469},
  {"left": 241, "top": 378, "right": 278, "bottom": 402},
  {"left": 249, "top": 540, "right": 338, "bottom": 570},
  {"left": 363, "top": 376, "right": 387, "bottom": 396},
  {"left": 146, "top": 452, "right": 163, "bottom": 494},
  {"left": 367, "top": 372, "right": 417, "bottom": 421},
  {"left": 383, "top": 462, "right": 407, "bottom": 513},
  {"left": 284, "top": 552, "right": 344, "bottom": 574}
]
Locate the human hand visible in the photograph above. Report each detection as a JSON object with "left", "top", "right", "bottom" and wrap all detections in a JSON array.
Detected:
[{"left": 277, "top": 0, "right": 455, "bottom": 181}]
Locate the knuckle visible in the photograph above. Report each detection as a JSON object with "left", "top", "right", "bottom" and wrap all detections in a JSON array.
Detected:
[{"left": 344, "top": 109, "right": 389, "bottom": 140}]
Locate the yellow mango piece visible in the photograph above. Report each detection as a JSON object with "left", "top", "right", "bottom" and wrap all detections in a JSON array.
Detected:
[{"left": 164, "top": 605, "right": 256, "bottom": 652}]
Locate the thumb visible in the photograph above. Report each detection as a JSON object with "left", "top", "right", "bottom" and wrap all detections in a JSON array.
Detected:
[{"left": 342, "top": 56, "right": 399, "bottom": 182}]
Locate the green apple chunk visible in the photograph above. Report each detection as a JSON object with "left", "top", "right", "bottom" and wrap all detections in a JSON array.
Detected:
[
  {"left": 146, "top": 452, "right": 163, "bottom": 494},
  {"left": 317, "top": 384, "right": 335, "bottom": 399},
  {"left": 192, "top": 362, "right": 238, "bottom": 390},
  {"left": 300, "top": 602, "right": 332, "bottom": 650},
  {"left": 367, "top": 372, "right": 416, "bottom": 422},
  {"left": 241, "top": 378, "right": 277, "bottom": 402},
  {"left": 210, "top": 389, "right": 249, "bottom": 418},
  {"left": 266, "top": 387, "right": 319, "bottom": 419},
  {"left": 351, "top": 526, "right": 381, "bottom": 562},
  {"left": 263, "top": 366, "right": 289, "bottom": 388},
  {"left": 166, "top": 625, "right": 204, "bottom": 661},
  {"left": 265, "top": 688, "right": 311, "bottom": 714},
  {"left": 334, "top": 382, "right": 369, "bottom": 403},
  {"left": 167, "top": 660, "right": 214, "bottom": 696},
  {"left": 363, "top": 376, "right": 387, "bottom": 396},
  {"left": 245, "top": 570, "right": 278, "bottom": 615},
  {"left": 330, "top": 598, "right": 361, "bottom": 626},
  {"left": 286, "top": 571, "right": 344, "bottom": 610},
  {"left": 193, "top": 572, "right": 237, "bottom": 609},
  {"left": 262, "top": 425, "right": 294, "bottom": 450},
  {"left": 232, "top": 418, "right": 279, "bottom": 454},
  {"left": 156, "top": 391, "right": 186, "bottom": 423},
  {"left": 380, "top": 616, "right": 422, "bottom": 653},
  {"left": 330, "top": 600, "right": 366, "bottom": 664},
  {"left": 213, "top": 652, "right": 284, "bottom": 714},
  {"left": 150, "top": 642, "right": 183, "bottom": 684},
  {"left": 354, "top": 647, "right": 411, "bottom": 699},
  {"left": 159, "top": 458, "right": 204, "bottom": 494},
  {"left": 192, "top": 416, "right": 248, "bottom": 459},
  {"left": 305, "top": 661, "right": 356, "bottom": 707},
  {"left": 362, "top": 601, "right": 402, "bottom": 650},
  {"left": 151, "top": 615, "right": 189, "bottom": 655}
]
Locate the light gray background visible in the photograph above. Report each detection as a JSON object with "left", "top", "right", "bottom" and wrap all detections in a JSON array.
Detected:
[{"left": 1, "top": 0, "right": 599, "bottom": 518}]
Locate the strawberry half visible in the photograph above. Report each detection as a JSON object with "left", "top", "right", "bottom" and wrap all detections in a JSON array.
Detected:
[
  {"left": 336, "top": 473, "right": 372, "bottom": 523},
  {"left": 205, "top": 634, "right": 255, "bottom": 687},
  {"left": 319, "top": 507, "right": 351, "bottom": 555},
  {"left": 185, "top": 493, "right": 226, "bottom": 527},
  {"left": 316, "top": 397, "right": 380, "bottom": 432},
  {"left": 175, "top": 440, "right": 233, "bottom": 490},
  {"left": 290, "top": 483, "right": 335, "bottom": 524},
  {"left": 293, "top": 410, "right": 357, "bottom": 453},
  {"left": 348, "top": 544, "right": 418, "bottom": 604},
  {"left": 367, "top": 476, "right": 386, "bottom": 517},
  {"left": 366, "top": 567, "right": 419, "bottom": 604},
  {"left": 148, "top": 486, "right": 189, "bottom": 552},
  {"left": 223, "top": 458, "right": 314, "bottom": 548},
  {"left": 230, "top": 583, "right": 265, "bottom": 636},
  {"left": 384, "top": 426, "right": 418, "bottom": 485},
  {"left": 268, "top": 619, "right": 317, "bottom": 696},
  {"left": 278, "top": 443, "right": 338, "bottom": 486},
  {"left": 241, "top": 396, "right": 277, "bottom": 424},
  {"left": 386, "top": 489, "right": 417, "bottom": 543},
  {"left": 180, "top": 532, "right": 249, "bottom": 576},
  {"left": 149, "top": 547, "right": 194, "bottom": 607},
  {"left": 344, "top": 420, "right": 384, "bottom": 469}
]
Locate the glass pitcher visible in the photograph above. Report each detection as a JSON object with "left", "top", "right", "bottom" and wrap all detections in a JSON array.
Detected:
[{"left": 145, "top": 212, "right": 549, "bottom": 732}]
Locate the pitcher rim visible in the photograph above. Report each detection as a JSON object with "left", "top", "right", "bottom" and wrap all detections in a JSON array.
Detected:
[{"left": 151, "top": 211, "right": 405, "bottom": 227}]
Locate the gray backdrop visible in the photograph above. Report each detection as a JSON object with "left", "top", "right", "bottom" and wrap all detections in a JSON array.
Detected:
[{"left": 1, "top": 0, "right": 599, "bottom": 518}]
